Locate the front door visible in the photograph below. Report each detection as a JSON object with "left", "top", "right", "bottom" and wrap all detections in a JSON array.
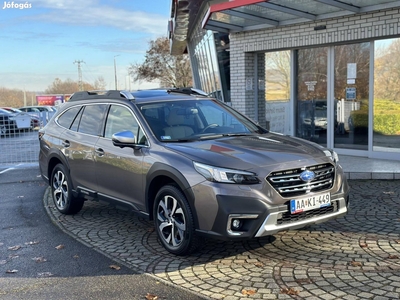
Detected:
[{"left": 94, "top": 104, "right": 145, "bottom": 212}]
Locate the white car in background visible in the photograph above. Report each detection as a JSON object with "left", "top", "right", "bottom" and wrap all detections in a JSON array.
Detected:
[{"left": 19, "top": 105, "right": 57, "bottom": 124}]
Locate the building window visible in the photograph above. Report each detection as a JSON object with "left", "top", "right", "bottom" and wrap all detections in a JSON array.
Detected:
[
  {"left": 373, "top": 38, "right": 400, "bottom": 153},
  {"left": 263, "top": 51, "right": 290, "bottom": 134}
]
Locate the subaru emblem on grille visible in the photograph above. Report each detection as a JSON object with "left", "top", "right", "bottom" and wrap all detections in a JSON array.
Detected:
[{"left": 299, "top": 170, "right": 315, "bottom": 182}]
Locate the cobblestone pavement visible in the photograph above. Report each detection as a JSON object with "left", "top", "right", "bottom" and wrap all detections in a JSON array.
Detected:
[{"left": 43, "top": 180, "right": 400, "bottom": 300}]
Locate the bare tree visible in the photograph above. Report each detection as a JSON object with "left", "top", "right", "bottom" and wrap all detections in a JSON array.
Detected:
[
  {"left": 265, "top": 51, "right": 290, "bottom": 100},
  {"left": 375, "top": 39, "right": 400, "bottom": 101},
  {"left": 128, "top": 37, "right": 192, "bottom": 88},
  {"left": 0, "top": 87, "right": 36, "bottom": 107},
  {"left": 93, "top": 76, "right": 107, "bottom": 90},
  {"left": 45, "top": 78, "right": 78, "bottom": 94},
  {"left": 45, "top": 78, "right": 97, "bottom": 94}
]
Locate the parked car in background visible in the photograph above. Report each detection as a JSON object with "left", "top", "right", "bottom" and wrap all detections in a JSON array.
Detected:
[
  {"left": 1, "top": 107, "right": 41, "bottom": 129},
  {"left": 0, "top": 108, "right": 15, "bottom": 136},
  {"left": 19, "top": 105, "right": 57, "bottom": 124},
  {"left": 18, "top": 106, "right": 41, "bottom": 118},
  {"left": 0, "top": 108, "right": 31, "bottom": 136},
  {"left": 38, "top": 89, "right": 350, "bottom": 255},
  {"left": 19, "top": 105, "right": 57, "bottom": 113}
]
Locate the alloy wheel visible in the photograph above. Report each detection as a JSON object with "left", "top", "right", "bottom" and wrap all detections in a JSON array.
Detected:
[
  {"left": 52, "top": 169, "right": 69, "bottom": 210},
  {"left": 156, "top": 194, "right": 187, "bottom": 248}
]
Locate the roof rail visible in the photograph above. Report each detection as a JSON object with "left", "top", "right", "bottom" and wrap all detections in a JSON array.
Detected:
[
  {"left": 167, "top": 87, "right": 208, "bottom": 97},
  {"left": 69, "top": 90, "right": 134, "bottom": 101}
]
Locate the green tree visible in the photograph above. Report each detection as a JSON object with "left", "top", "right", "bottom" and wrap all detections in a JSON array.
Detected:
[{"left": 128, "top": 37, "right": 192, "bottom": 88}]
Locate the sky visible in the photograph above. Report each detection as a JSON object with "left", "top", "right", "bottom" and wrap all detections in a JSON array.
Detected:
[{"left": 0, "top": 0, "right": 171, "bottom": 92}]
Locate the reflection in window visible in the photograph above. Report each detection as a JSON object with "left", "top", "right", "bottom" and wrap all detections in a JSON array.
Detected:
[
  {"left": 214, "top": 33, "right": 230, "bottom": 102},
  {"left": 264, "top": 50, "right": 290, "bottom": 134},
  {"left": 105, "top": 105, "right": 140, "bottom": 141},
  {"left": 57, "top": 106, "right": 82, "bottom": 129},
  {"left": 373, "top": 38, "right": 400, "bottom": 152},
  {"left": 188, "top": 29, "right": 225, "bottom": 101},
  {"left": 296, "top": 48, "right": 328, "bottom": 145},
  {"left": 334, "top": 43, "right": 369, "bottom": 150},
  {"left": 78, "top": 105, "right": 108, "bottom": 136}
]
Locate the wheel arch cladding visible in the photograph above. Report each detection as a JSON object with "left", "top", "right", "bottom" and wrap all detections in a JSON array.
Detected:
[
  {"left": 47, "top": 151, "right": 70, "bottom": 183},
  {"left": 145, "top": 162, "right": 198, "bottom": 226}
]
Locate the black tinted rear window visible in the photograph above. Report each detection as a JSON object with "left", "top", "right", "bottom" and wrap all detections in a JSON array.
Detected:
[{"left": 57, "top": 106, "right": 82, "bottom": 129}]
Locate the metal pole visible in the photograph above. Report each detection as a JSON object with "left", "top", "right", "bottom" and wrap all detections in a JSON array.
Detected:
[
  {"left": 74, "top": 60, "right": 85, "bottom": 91},
  {"left": 114, "top": 55, "right": 120, "bottom": 90}
]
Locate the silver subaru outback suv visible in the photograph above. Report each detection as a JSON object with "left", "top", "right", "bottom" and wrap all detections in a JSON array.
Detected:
[{"left": 38, "top": 89, "right": 350, "bottom": 255}]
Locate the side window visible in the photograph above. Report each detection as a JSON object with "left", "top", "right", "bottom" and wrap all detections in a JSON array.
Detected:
[
  {"left": 78, "top": 104, "right": 108, "bottom": 136},
  {"left": 104, "top": 105, "right": 141, "bottom": 141},
  {"left": 70, "top": 108, "right": 83, "bottom": 132},
  {"left": 136, "top": 127, "right": 148, "bottom": 145},
  {"left": 57, "top": 106, "right": 82, "bottom": 129}
]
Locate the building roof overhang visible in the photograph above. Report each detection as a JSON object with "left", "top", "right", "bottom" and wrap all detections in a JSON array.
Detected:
[{"left": 169, "top": 0, "right": 400, "bottom": 54}]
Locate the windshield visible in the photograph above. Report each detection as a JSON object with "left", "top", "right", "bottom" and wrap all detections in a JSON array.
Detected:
[{"left": 138, "top": 99, "right": 266, "bottom": 142}]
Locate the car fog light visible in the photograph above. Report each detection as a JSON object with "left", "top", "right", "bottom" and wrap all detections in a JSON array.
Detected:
[{"left": 232, "top": 219, "right": 242, "bottom": 229}]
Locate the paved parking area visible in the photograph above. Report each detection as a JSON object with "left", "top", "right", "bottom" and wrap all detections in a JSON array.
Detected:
[{"left": 44, "top": 180, "right": 400, "bottom": 300}]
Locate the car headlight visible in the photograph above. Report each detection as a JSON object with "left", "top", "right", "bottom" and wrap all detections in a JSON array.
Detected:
[
  {"left": 193, "top": 162, "right": 259, "bottom": 184},
  {"left": 324, "top": 149, "right": 339, "bottom": 163}
]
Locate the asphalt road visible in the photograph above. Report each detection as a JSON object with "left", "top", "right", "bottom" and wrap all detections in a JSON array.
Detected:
[{"left": 0, "top": 165, "right": 204, "bottom": 300}]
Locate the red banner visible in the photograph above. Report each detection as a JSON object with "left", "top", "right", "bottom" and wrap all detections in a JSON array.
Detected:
[{"left": 36, "top": 95, "right": 70, "bottom": 105}]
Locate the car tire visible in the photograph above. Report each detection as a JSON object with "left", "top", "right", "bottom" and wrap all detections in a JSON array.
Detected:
[
  {"left": 154, "top": 185, "right": 202, "bottom": 256},
  {"left": 51, "top": 163, "right": 84, "bottom": 215}
]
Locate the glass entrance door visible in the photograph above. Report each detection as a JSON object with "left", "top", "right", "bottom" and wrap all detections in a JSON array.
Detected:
[
  {"left": 333, "top": 43, "right": 370, "bottom": 150},
  {"left": 296, "top": 48, "right": 328, "bottom": 147},
  {"left": 295, "top": 43, "right": 370, "bottom": 152}
]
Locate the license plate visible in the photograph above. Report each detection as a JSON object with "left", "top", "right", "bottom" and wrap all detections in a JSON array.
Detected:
[{"left": 290, "top": 192, "right": 330, "bottom": 214}]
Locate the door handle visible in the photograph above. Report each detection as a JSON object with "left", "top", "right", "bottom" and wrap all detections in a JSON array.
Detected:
[
  {"left": 95, "top": 148, "right": 105, "bottom": 156},
  {"left": 62, "top": 140, "right": 70, "bottom": 147}
]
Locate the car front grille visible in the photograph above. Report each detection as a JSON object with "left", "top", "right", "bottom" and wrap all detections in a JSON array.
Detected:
[
  {"left": 266, "top": 163, "right": 335, "bottom": 198},
  {"left": 277, "top": 199, "right": 338, "bottom": 225}
]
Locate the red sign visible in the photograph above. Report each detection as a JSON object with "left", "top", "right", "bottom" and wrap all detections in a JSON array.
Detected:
[{"left": 36, "top": 95, "right": 71, "bottom": 105}]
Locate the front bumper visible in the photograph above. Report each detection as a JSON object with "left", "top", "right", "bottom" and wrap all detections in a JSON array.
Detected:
[
  {"left": 194, "top": 185, "right": 350, "bottom": 240},
  {"left": 254, "top": 196, "right": 348, "bottom": 237}
]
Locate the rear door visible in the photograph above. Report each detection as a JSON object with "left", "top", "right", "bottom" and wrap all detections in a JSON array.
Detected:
[{"left": 64, "top": 104, "right": 108, "bottom": 192}]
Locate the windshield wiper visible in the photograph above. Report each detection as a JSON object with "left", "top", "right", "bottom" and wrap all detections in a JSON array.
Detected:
[
  {"left": 163, "top": 137, "right": 198, "bottom": 142},
  {"left": 221, "top": 133, "right": 252, "bottom": 137},
  {"left": 164, "top": 133, "right": 253, "bottom": 142},
  {"left": 197, "top": 133, "right": 252, "bottom": 140}
]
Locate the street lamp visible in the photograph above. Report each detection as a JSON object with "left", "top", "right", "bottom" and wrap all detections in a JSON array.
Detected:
[{"left": 114, "top": 55, "right": 120, "bottom": 90}]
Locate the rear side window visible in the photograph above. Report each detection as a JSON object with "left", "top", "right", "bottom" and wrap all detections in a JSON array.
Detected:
[
  {"left": 78, "top": 104, "right": 108, "bottom": 136},
  {"left": 70, "top": 108, "right": 83, "bottom": 131},
  {"left": 57, "top": 106, "right": 82, "bottom": 129}
]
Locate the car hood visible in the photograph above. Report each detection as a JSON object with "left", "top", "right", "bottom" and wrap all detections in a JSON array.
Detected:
[{"left": 164, "top": 133, "right": 330, "bottom": 170}]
